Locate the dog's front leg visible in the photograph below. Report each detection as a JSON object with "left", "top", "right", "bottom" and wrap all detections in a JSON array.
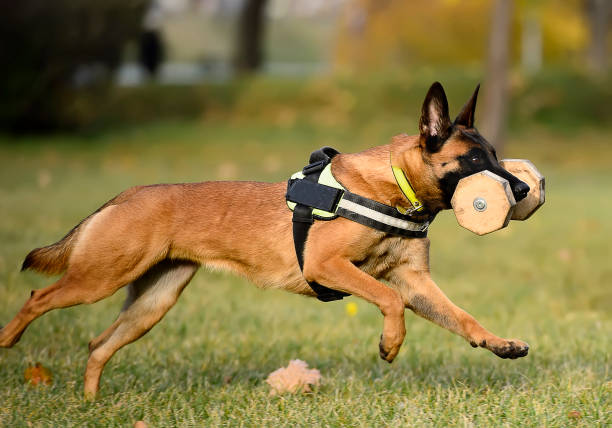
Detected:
[
  {"left": 387, "top": 242, "right": 529, "bottom": 359},
  {"left": 303, "top": 256, "right": 406, "bottom": 363}
]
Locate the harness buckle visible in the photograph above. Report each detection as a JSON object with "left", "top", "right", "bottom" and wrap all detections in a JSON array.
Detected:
[{"left": 397, "top": 204, "right": 421, "bottom": 216}]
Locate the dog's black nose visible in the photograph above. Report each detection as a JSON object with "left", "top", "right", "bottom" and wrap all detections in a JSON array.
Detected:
[{"left": 512, "top": 181, "right": 530, "bottom": 202}]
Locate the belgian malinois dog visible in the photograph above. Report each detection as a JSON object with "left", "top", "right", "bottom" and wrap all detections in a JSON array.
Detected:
[{"left": 1, "top": 82, "right": 530, "bottom": 398}]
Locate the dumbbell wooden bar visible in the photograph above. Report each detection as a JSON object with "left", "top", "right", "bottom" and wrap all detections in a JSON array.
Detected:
[{"left": 451, "top": 159, "right": 545, "bottom": 235}]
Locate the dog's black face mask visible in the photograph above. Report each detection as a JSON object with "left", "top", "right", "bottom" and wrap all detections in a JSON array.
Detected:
[
  {"left": 418, "top": 82, "right": 530, "bottom": 209},
  {"left": 437, "top": 129, "right": 530, "bottom": 206}
]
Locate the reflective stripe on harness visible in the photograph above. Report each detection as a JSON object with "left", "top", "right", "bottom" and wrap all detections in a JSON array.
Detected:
[
  {"left": 337, "top": 194, "right": 429, "bottom": 235},
  {"left": 285, "top": 147, "right": 430, "bottom": 302}
]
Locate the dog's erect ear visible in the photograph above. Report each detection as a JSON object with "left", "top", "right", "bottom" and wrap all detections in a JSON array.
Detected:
[
  {"left": 419, "top": 82, "right": 452, "bottom": 152},
  {"left": 454, "top": 84, "right": 480, "bottom": 128}
]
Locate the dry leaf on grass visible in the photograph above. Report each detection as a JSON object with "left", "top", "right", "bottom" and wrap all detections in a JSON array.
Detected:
[
  {"left": 265, "top": 359, "right": 321, "bottom": 395},
  {"left": 24, "top": 362, "right": 52, "bottom": 386}
]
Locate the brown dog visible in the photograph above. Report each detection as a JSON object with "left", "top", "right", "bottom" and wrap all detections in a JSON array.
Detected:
[{"left": 0, "top": 82, "right": 530, "bottom": 398}]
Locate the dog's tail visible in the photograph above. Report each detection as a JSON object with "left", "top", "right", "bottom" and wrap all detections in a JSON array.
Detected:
[
  {"left": 21, "top": 198, "right": 119, "bottom": 275},
  {"left": 21, "top": 187, "right": 144, "bottom": 276},
  {"left": 21, "top": 223, "right": 83, "bottom": 275}
]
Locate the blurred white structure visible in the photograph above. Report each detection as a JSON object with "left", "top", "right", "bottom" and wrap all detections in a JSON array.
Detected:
[{"left": 117, "top": 0, "right": 346, "bottom": 85}]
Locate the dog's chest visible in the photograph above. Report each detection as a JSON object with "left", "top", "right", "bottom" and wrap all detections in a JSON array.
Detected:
[{"left": 353, "top": 235, "right": 412, "bottom": 279}]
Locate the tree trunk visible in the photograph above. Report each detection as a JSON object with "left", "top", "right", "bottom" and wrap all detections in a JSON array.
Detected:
[
  {"left": 586, "top": 0, "right": 610, "bottom": 74},
  {"left": 234, "top": 0, "right": 268, "bottom": 73},
  {"left": 481, "top": 0, "right": 513, "bottom": 155},
  {"left": 521, "top": 9, "right": 541, "bottom": 74}
]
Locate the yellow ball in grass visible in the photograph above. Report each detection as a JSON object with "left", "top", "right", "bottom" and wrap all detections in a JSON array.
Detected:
[{"left": 345, "top": 302, "right": 358, "bottom": 317}]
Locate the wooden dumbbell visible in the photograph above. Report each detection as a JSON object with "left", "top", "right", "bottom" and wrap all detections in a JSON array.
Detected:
[
  {"left": 451, "top": 170, "right": 516, "bottom": 235},
  {"left": 499, "top": 159, "right": 545, "bottom": 220}
]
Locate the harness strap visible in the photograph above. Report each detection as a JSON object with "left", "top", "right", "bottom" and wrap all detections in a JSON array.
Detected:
[
  {"left": 291, "top": 147, "right": 350, "bottom": 302},
  {"left": 287, "top": 181, "right": 429, "bottom": 238},
  {"left": 337, "top": 191, "right": 428, "bottom": 237}
]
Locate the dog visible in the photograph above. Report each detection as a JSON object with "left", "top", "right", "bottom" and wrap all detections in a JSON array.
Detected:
[{"left": 0, "top": 82, "right": 530, "bottom": 398}]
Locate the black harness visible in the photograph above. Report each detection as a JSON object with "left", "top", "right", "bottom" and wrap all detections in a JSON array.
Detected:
[{"left": 285, "top": 147, "right": 431, "bottom": 302}]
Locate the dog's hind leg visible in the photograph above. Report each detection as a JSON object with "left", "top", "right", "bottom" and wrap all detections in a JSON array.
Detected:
[
  {"left": 0, "top": 278, "right": 70, "bottom": 347},
  {"left": 0, "top": 260, "right": 156, "bottom": 349},
  {"left": 1, "top": 204, "right": 174, "bottom": 348},
  {"left": 0, "top": 259, "right": 165, "bottom": 350},
  {"left": 0, "top": 270, "right": 127, "bottom": 348},
  {"left": 84, "top": 259, "right": 198, "bottom": 398}
]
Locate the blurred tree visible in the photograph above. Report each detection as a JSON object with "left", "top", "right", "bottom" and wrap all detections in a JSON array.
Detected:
[
  {"left": 140, "top": 0, "right": 165, "bottom": 78},
  {"left": 140, "top": 31, "right": 165, "bottom": 77},
  {"left": 481, "top": 0, "right": 513, "bottom": 154},
  {"left": 520, "top": 3, "right": 542, "bottom": 73},
  {"left": 335, "top": 0, "right": 593, "bottom": 69},
  {"left": 234, "top": 0, "right": 269, "bottom": 73},
  {"left": 538, "top": 0, "right": 587, "bottom": 62},
  {"left": 585, "top": 0, "right": 610, "bottom": 74},
  {"left": 0, "top": 0, "right": 148, "bottom": 131},
  {"left": 335, "top": 0, "right": 492, "bottom": 68}
]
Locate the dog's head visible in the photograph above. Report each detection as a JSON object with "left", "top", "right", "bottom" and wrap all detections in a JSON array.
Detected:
[{"left": 397, "top": 82, "right": 529, "bottom": 212}]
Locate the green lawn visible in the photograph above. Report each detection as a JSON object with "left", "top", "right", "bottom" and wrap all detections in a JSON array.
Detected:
[{"left": 0, "top": 120, "right": 610, "bottom": 427}]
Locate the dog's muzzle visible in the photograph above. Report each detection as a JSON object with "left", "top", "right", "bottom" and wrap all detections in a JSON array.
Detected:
[{"left": 512, "top": 181, "right": 530, "bottom": 202}]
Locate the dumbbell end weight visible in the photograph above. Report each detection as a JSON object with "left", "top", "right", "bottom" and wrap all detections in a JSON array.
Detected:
[
  {"left": 451, "top": 170, "right": 516, "bottom": 235},
  {"left": 499, "top": 159, "right": 545, "bottom": 221}
]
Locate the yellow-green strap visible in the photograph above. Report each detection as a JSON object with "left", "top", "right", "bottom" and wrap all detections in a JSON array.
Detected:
[{"left": 391, "top": 165, "right": 424, "bottom": 212}]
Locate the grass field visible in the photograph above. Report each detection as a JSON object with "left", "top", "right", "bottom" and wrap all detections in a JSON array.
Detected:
[{"left": 0, "top": 118, "right": 610, "bottom": 427}]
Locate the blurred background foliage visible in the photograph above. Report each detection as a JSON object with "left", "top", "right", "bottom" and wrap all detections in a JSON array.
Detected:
[
  {"left": 335, "top": 0, "right": 589, "bottom": 67},
  {"left": 0, "top": 0, "right": 148, "bottom": 131},
  {"left": 0, "top": 0, "right": 609, "bottom": 135}
]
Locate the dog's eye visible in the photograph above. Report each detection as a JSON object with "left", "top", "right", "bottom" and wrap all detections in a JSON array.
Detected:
[{"left": 470, "top": 154, "right": 482, "bottom": 163}]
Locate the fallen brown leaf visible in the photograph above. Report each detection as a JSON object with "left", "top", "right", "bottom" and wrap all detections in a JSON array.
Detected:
[
  {"left": 24, "top": 362, "right": 52, "bottom": 386},
  {"left": 266, "top": 359, "right": 321, "bottom": 395}
]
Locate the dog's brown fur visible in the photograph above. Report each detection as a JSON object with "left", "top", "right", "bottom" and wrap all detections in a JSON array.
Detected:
[{"left": 0, "top": 82, "right": 529, "bottom": 398}]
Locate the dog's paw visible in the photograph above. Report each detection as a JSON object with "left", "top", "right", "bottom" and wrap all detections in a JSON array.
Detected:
[
  {"left": 0, "top": 326, "right": 24, "bottom": 348},
  {"left": 487, "top": 338, "right": 530, "bottom": 359},
  {"left": 378, "top": 334, "right": 399, "bottom": 363},
  {"left": 0, "top": 326, "right": 14, "bottom": 348}
]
